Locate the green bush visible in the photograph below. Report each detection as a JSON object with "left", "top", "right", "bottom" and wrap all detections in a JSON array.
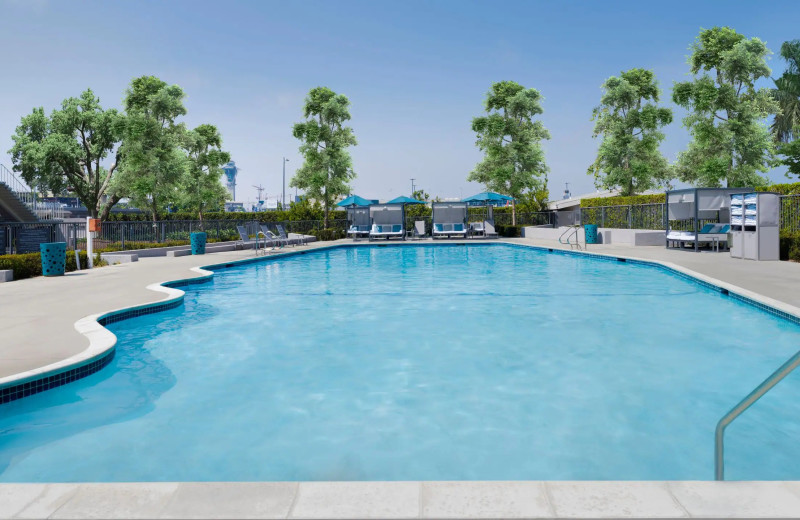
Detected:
[
  {"left": 0, "top": 250, "right": 100, "bottom": 280},
  {"left": 780, "top": 230, "right": 800, "bottom": 262},
  {"left": 311, "top": 228, "right": 345, "bottom": 241},
  {"left": 757, "top": 182, "right": 800, "bottom": 195},
  {"left": 494, "top": 224, "right": 523, "bottom": 237}
]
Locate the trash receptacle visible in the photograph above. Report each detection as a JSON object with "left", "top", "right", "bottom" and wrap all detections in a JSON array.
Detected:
[
  {"left": 190, "top": 232, "right": 207, "bottom": 255},
  {"left": 584, "top": 224, "right": 598, "bottom": 244},
  {"left": 40, "top": 242, "right": 67, "bottom": 276}
]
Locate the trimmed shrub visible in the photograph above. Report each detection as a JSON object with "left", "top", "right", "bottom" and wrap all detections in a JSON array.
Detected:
[
  {"left": 757, "top": 183, "right": 800, "bottom": 195},
  {"left": 0, "top": 250, "right": 100, "bottom": 281},
  {"left": 494, "top": 224, "right": 523, "bottom": 237},
  {"left": 580, "top": 194, "right": 666, "bottom": 208},
  {"left": 780, "top": 230, "right": 800, "bottom": 262},
  {"left": 311, "top": 228, "right": 345, "bottom": 241}
]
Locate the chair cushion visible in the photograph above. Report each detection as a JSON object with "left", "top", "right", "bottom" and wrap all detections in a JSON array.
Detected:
[
  {"left": 699, "top": 224, "right": 715, "bottom": 233},
  {"left": 434, "top": 223, "right": 443, "bottom": 232},
  {"left": 393, "top": 225, "right": 401, "bottom": 233},
  {"left": 454, "top": 223, "right": 464, "bottom": 232},
  {"left": 444, "top": 224, "right": 453, "bottom": 232}
]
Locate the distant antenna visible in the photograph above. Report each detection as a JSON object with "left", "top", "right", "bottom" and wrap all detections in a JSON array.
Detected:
[
  {"left": 253, "top": 184, "right": 266, "bottom": 202},
  {"left": 563, "top": 182, "right": 571, "bottom": 200}
]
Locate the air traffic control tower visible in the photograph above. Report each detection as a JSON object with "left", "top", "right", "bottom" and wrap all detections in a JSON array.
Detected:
[{"left": 222, "top": 161, "right": 238, "bottom": 200}]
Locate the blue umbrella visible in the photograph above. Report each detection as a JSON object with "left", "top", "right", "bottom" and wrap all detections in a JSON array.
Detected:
[
  {"left": 462, "top": 191, "right": 513, "bottom": 203},
  {"left": 387, "top": 195, "right": 425, "bottom": 205},
  {"left": 336, "top": 195, "right": 372, "bottom": 207}
]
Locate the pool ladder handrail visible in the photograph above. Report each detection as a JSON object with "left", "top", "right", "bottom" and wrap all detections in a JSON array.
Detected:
[
  {"left": 715, "top": 348, "right": 800, "bottom": 480},
  {"left": 255, "top": 230, "right": 270, "bottom": 255},
  {"left": 558, "top": 225, "right": 583, "bottom": 250}
]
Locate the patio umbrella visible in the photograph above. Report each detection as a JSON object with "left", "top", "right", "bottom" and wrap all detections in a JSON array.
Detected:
[
  {"left": 336, "top": 195, "right": 372, "bottom": 207},
  {"left": 462, "top": 191, "right": 513, "bottom": 203},
  {"left": 387, "top": 195, "right": 425, "bottom": 205}
]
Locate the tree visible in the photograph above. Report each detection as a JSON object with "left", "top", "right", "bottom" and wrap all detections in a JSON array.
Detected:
[
  {"left": 411, "top": 189, "right": 430, "bottom": 202},
  {"left": 772, "top": 40, "right": 800, "bottom": 178},
  {"left": 290, "top": 87, "right": 357, "bottom": 227},
  {"left": 672, "top": 27, "right": 779, "bottom": 188},
  {"left": 180, "top": 124, "right": 230, "bottom": 221},
  {"left": 588, "top": 68, "right": 673, "bottom": 195},
  {"left": 8, "top": 89, "right": 123, "bottom": 218},
  {"left": 112, "top": 76, "right": 188, "bottom": 221},
  {"left": 468, "top": 81, "right": 550, "bottom": 225},
  {"left": 772, "top": 40, "right": 800, "bottom": 143}
]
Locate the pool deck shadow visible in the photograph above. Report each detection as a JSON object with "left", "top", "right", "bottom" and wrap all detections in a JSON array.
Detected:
[{"left": 2, "top": 238, "right": 800, "bottom": 518}]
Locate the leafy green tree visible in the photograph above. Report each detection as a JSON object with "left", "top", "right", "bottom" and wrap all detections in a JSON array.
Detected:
[
  {"left": 588, "top": 68, "right": 673, "bottom": 195},
  {"left": 468, "top": 80, "right": 550, "bottom": 225},
  {"left": 180, "top": 124, "right": 230, "bottom": 221},
  {"left": 772, "top": 40, "right": 800, "bottom": 178},
  {"left": 112, "top": 76, "right": 188, "bottom": 221},
  {"left": 772, "top": 40, "right": 800, "bottom": 143},
  {"left": 8, "top": 89, "right": 123, "bottom": 218},
  {"left": 411, "top": 189, "right": 430, "bottom": 202},
  {"left": 290, "top": 87, "right": 357, "bottom": 227},
  {"left": 516, "top": 185, "right": 550, "bottom": 213},
  {"left": 672, "top": 27, "right": 779, "bottom": 187}
]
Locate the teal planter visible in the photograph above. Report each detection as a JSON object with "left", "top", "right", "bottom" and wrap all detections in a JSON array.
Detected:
[
  {"left": 584, "top": 224, "right": 598, "bottom": 244},
  {"left": 40, "top": 242, "right": 66, "bottom": 276},
  {"left": 190, "top": 232, "right": 207, "bottom": 255}
]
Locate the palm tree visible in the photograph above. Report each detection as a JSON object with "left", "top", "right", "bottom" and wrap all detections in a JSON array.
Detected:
[{"left": 772, "top": 40, "right": 800, "bottom": 143}]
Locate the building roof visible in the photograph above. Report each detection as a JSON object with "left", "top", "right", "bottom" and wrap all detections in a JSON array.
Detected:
[{"left": 547, "top": 189, "right": 662, "bottom": 211}]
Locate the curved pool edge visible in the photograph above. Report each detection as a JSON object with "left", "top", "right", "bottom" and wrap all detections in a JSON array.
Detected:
[{"left": 1, "top": 240, "right": 799, "bottom": 405}]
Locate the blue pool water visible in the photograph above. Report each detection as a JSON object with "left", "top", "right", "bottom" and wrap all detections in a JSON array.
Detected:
[{"left": 2, "top": 244, "right": 800, "bottom": 481}]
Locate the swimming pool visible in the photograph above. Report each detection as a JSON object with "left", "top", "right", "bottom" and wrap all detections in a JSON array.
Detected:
[{"left": 1, "top": 243, "right": 800, "bottom": 481}]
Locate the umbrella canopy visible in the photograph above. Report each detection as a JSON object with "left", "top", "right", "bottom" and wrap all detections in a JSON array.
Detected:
[
  {"left": 387, "top": 195, "right": 425, "bottom": 205},
  {"left": 462, "top": 191, "right": 513, "bottom": 203},
  {"left": 336, "top": 195, "right": 372, "bottom": 207}
]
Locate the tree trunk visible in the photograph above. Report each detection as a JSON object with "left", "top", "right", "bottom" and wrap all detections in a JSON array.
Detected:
[
  {"left": 323, "top": 201, "right": 329, "bottom": 228},
  {"left": 99, "top": 194, "right": 121, "bottom": 221},
  {"left": 511, "top": 199, "right": 517, "bottom": 226}
]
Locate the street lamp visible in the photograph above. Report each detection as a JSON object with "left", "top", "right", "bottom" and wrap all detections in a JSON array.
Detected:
[{"left": 282, "top": 157, "right": 289, "bottom": 209}]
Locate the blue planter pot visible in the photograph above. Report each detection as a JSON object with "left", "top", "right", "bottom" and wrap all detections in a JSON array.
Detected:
[
  {"left": 191, "top": 232, "right": 207, "bottom": 255},
  {"left": 40, "top": 242, "right": 67, "bottom": 276},
  {"left": 584, "top": 224, "right": 598, "bottom": 244}
]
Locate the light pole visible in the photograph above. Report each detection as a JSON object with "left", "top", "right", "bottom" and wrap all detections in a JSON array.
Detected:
[
  {"left": 410, "top": 178, "right": 416, "bottom": 197},
  {"left": 282, "top": 157, "right": 289, "bottom": 209}
]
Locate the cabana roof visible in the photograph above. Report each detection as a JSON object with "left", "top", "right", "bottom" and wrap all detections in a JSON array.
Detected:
[
  {"left": 369, "top": 203, "right": 405, "bottom": 225},
  {"left": 432, "top": 201, "right": 468, "bottom": 224}
]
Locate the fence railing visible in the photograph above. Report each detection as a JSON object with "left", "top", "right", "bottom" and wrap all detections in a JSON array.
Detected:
[
  {"left": 579, "top": 196, "right": 800, "bottom": 233},
  {"left": 0, "top": 219, "right": 350, "bottom": 255},
  {"left": 0, "top": 164, "right": 68, "bottom": 220}
]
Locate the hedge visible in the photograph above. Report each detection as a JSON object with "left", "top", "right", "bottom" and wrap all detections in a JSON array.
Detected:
[
  {"left": 310, "top": 228, "right": 346, "bottom": 241},
  {"left": 780, "top": 230, "right": 800, "bottom": 262},
  {"left": 581, "top": 182, "right": 800, "bottom": 208},
  {"left": 494, "top": 225, "right": 524, "bottom": 238},
  {"left": 0, "top": 251, "right": 104, "bottom": 281}
]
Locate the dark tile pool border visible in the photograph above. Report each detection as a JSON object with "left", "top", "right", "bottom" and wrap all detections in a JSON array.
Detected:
[{"left": 2, "top": 241, "right": 799, "bottom": 405}]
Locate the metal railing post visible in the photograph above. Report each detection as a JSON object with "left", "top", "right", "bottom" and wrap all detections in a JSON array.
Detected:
[{"left": 715, "top": 349, "right": 800, "bottom": 480}]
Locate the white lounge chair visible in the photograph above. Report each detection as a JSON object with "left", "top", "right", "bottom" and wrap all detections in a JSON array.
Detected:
[
  {"left": 484, "top": 220, "right": 499, "bottom": 239},
  {"left": 369, "top": 224, "right": 404, "bottom": 241},
  {"left": 260, "top": 225, "right": 288, "bottom": 248},
  {"left": 432, "top": 222, "right": 468, "bottom": 239},
  {"left": 347, "top": 225, "right": 371, "bottom": 240}
]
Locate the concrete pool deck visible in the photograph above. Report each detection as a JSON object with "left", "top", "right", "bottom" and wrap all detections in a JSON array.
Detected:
[{"left": 2, "top": 238, "right": 800, "bottom": 518}]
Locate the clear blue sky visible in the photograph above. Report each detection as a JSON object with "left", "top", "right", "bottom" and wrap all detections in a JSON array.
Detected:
[{"left": 1, "top": 0, "right": 798, "bottom": 205}]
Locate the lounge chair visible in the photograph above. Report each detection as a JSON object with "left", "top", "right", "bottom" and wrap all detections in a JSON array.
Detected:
[
  {"left": 667, "top": 224, "right": 730, "bottom": 251},
  {"left": 411, "top": 221, "right": 426, "bottom": 240},
  {"left": 259, "top": 225, "right": 289, "bottom": 248},
  {"left": 469, "top": 221, "right": 485, "bottom": 238},
  {"left": 347, "top": 224, "right": 371, "bottom": 240},
  {"left": 484, "top": 220, "right": 499, "bottom": 239},
  {"left": 369, "top": 223, "right": 404, "bottom": 241},
  {"left": 432, "top": 222, "right": 468, "bottom": 239},
  {"left": 276, "top": 224, "right": 307, "bottom": 246},
  {"left": 237, "top": 225, "right": 276, "bottom": 252}
]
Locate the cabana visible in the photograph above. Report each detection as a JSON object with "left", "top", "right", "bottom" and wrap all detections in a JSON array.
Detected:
[
  {"left": 665, "top": 187, "right": 751, "bottom": 252},
  {"left": 346, "top": 206, "right": 372, "bottom": 240},
  {"left": 369, "top": 204, "right": 405, "bottom": 240},
  {"left": 462, "top": 191, "right": 511, "bottom": 238},
  {"left": 432, "top": 202, "right": 468, "bottom": 239}
]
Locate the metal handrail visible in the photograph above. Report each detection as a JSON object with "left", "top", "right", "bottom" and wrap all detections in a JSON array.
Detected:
[
  {"left": 558, "top": 225, "right": 582, "bottom": 250},
  {"left": 715, "top": 349, "right": 800, "bottom": 480}
]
